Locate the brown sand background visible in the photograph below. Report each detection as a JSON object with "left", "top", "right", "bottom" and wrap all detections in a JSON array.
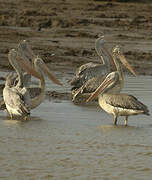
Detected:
[{"left": 0, "top": 0, "right": 152, "bottom": 78}]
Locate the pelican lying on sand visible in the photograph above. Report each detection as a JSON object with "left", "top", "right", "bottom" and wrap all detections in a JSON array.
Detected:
[
  {"left": 86, "top": 48, "right": 149, "bottom": 126},
  {"left": 72, "top": 46, "right": 136, "bottom": 102}
]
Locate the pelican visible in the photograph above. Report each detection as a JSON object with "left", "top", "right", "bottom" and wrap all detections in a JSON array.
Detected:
[
  {"left": 69, "top": 36, "right": 114, "bottom": 90},
  {"left": 17, "top": 40, "right": 63, "bottom": 108},
  {"left": 28, "top": 57, "right": 63, "bottom": 109},
  {"left": 15, "top": 39, "right": 36, "bottom": 86},
  {"left": 3, "top": 49, "right": 41, "bottom": 119},
  {"left": 72, "top": 45, "right": 136, "bottom": 101},
  {"left": 1, "top": 55, "right": 62, "bottom": 111},
  {"left": 86, "top": 48, "right": 149, "bottom": 126}
]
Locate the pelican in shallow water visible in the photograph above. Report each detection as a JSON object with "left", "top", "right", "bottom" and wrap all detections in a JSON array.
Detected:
[
  {"left": 1, "top": 50, "right": 63, "bottom": 111},
  {"left": 72, "top": 45, "right": 136, "bottom": 102},
  {"left": 18, "top": 41, "right": 63, "bottom": 108},
  {"left": 3, "top": 49, "right": 41, "bottom": 119},
  {"left": 86, "top": 48, "right": 149, "bottom": 126},
  {"left": 29, "top": 57, "right": 63, "bottom": 109},
  {"left": 69, "top": 36, "right": 114, "bottom": 90}
]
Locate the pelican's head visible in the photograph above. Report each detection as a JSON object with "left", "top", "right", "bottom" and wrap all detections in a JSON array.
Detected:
[
  {"left": 34, "top": 57, "right": 63, "bottom": 86},
  {"left": 8, "top": 49, "right": 41, "bottom": 80},
  {"left": 96, "top": 35, "right": 104, "bottom": 46},
  {"left": 86, "top": 72, "right": 119, "bottom": 102},
  {"left": 18, "top": 40, "right": 36, "bottom": 62},
  {"left": 112, "top": 45, "right": 136, "bottom": 76}
]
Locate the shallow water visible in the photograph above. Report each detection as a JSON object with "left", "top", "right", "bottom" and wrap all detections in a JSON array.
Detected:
[{"left": 0, "top": 75, "right": 152, "bottom": 179}]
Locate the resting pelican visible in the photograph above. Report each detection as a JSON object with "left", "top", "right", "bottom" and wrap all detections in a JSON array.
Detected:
[
  {"left": 86, "top": 48, "right": 149, "bottom": 126},
  {"left": 69, "top": 36, "right": 114, "bottom": 90},
  {"left": 3, "top": 49, "right": 41, "bottom": 119},
  {"left": 72, "top": 46, "right": 136, "bottom": 101}
]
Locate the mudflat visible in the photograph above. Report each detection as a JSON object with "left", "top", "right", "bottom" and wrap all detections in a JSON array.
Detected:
[{"left": 0, "top": 0, "right": 152, "bottom": 77}]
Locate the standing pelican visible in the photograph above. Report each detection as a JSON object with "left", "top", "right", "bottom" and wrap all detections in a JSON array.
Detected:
[
  {"left": 29, "top": 57, "right": 63, "bottom": 109},
  {"left": 72, "top": 46, "right": 136, "bottom": 101},
  {"left": 1, "top": 41, "right": 63, "bottom": 111},
  {"left": 69, "top": 36, "right": 114, "bottom": 90},
  {"left": 86, "top": 48, "right": 149, "bottom": 126},
  {"left": 17, "top": 40, "right": 63, "bottom": 108},
  {"left": 3, "top": 49, "right": 41, "bottom": 119}
]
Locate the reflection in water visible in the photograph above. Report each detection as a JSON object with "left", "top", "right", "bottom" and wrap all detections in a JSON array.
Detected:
[{"left": 0, "top": 76, "right": 152, "bottom": 179}]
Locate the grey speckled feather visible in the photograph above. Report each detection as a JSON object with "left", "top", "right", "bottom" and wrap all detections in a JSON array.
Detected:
[
  {"left": 3, "top": 86, "right": 30, "bottom": 115},
  {"left": 102, "top": 93, "right": 149, "bottom": 115}
]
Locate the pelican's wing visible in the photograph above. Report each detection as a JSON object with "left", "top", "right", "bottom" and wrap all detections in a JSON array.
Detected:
[
  {"left": 104, "top": 93, "right": 150, "bottom": 115},
  {"left": 3, "top": 87, "right": 30, "bottom": 115},
  {"left": 72, "top": 75, "right": 106, "bottom": 101},
  {"left": 76, "top": 62, "right": 99, "bottom": 76},
  {"left": 28, "top": 87, "right": 41, "bottom": 99},
  {"left": 0, "top": 99, "right": 6, "bottom": 110},
  {"left": 70, "top": 64, "right": 107, "bottom": 88}
]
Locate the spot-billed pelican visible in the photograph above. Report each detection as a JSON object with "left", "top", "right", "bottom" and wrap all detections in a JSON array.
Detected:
[
  {"left": 17, "top": 40, "right": 63, "bottom": 108},
  {"left": 3, "top": 49, "right": 41, "bottom": 119},
  {"left": 86, "top": 48, "right": 149, "bottom": 126},
  {"left": 69, "top": 36, "right": 114, "bottom": 90},
  {"left": 29, "top": 57, "right": 63, "bottom": 109},
  {"left": 1, "top": 55, "right": 62, "bottom": 111},
  {"left": 72, "top": 45, "right": 136, "bottom": 102},
  {"left": 15, "top": 40, "right": 36, "bottom": 86}
]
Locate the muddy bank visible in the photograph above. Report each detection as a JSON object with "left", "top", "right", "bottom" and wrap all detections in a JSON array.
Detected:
[{"left": 0, "top": 0, "right": 152, "bottom": 80}]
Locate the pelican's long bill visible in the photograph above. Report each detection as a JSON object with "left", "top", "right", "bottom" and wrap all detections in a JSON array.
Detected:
[
  {"left": 86, "top": 76, "right": 114, "bottom": 102},
  {"left": 16, "top": 57, "right": 41, "bottom": 80},
  {"left": 40, "top": 63, "right": 63, "bottom": 86},
  {"left": 119, "top": 54, "right": 136, "bottom": 76}
]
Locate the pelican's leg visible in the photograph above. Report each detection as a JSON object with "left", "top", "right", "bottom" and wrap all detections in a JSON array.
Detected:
[
  {"left": 114, "top": 114, "right": 118, "bottom": 125},
  {"left": 9, "top": 112, "right": 13, "bottom": 120},
  {"left": 125, "top": 116, "right": 128, "bottom": 126},
  {"left": 24, "top": 116, "right": 28, "bottom": 120}
]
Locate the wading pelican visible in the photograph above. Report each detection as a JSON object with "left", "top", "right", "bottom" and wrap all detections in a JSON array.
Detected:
[
  {"left": 1, "top": 56, "right": 63, "bottom": 111},
  {"left": 72, "top": 46, "right": 136, "bottom": 101},
  {"left": 17, "top": 40, "right": 63, "bottom": 108},
  {"left": 86, "top": 48, "right": 149, "bottom": 126},
  {"left": 69, "top": 36, "right": 114, "bottom": 90},
  {"left": 3, "top": 49, "right": 41, "bottom": 119},
  {"left": 29, "top": 57, "right": 63, "bottom": 109}
]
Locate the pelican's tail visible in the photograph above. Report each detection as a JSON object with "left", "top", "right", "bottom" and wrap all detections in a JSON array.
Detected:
[{"left": 18, "top": 104, "right": 30, "bottom": 117}]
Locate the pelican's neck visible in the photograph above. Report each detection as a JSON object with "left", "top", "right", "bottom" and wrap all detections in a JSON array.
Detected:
[
  {"left": 95, "top": 39, "right": 111, "bottom": 71},
  {"left": 112, "top": 55, "right": 123, "bottom": 81},
  {"left": 9, "top": 57, "right": 24, "bottom": 88}
]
